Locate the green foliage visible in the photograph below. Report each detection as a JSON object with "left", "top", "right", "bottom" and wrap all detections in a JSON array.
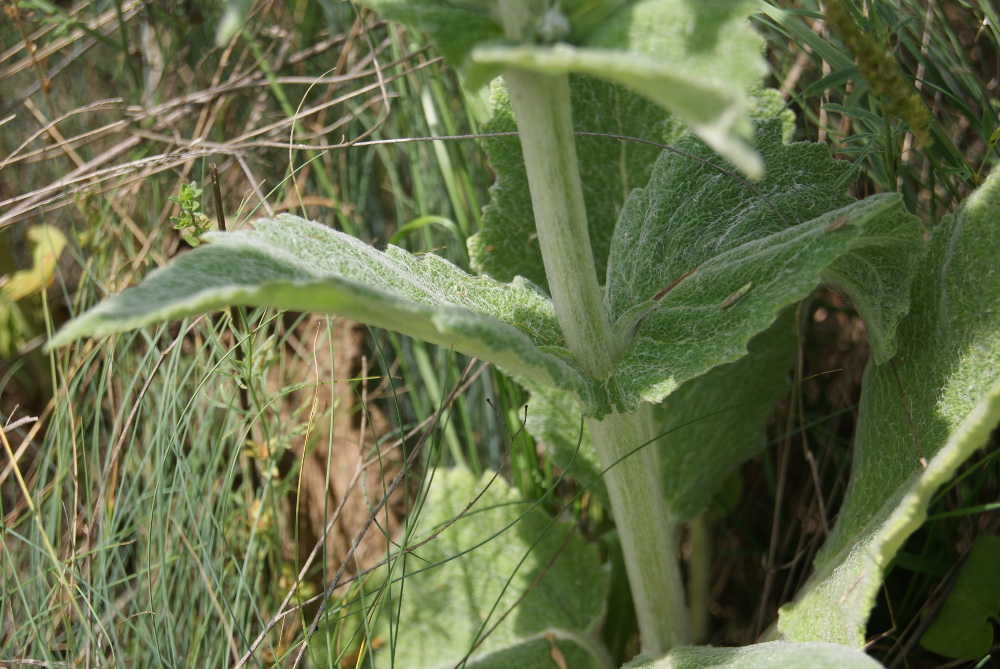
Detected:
[
  {"left": 46, "top": 126, "right": 926, "bottom": 420},
  {"left": 44, "top": 122, "right": 931, "bottom": 661},
  {"left": 919, "top": 535, "right": 1000, "bottom": 660},
  {"left": 823, "top": 0, "right": 929, "bottom": 149},
  {"left": 526, "top": 311, "right": 798, "bottom": 521},
  {"left": 169, "top": 181, "right": 213, "bottom": 247},
  {"left": 756, "top": 0, "right": 992, "bottom": 210},
  {"left": 45, "top": 214, "right": 597, "bottom": 409},
  {"left": 654, "top": 311, "right": 798, "bottom": 520},
  {"left": 2, "top": 2, "right": 500, "bottom": 665},
  {"left": 470, "top": 82, "right": 794, "bottom": 292},
  {"left": 362, "top": 0, "right": 767, "bottom": 176},
  {"left": 605, "top": 125, "right": 923, "bottom": 410},
  {"left": 469, "top": 75, "right": 676, "bottom": 290},
  {"left": 3, "top": 317, "right": 301, "bottom": 664},
  {"left": 216, "top": 0, "right": 253, "bottom": 46}
]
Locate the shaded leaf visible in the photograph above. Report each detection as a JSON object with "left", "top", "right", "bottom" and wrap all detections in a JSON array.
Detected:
[
  {"left": 524, "top": 383, "right": 606, "bottom": 508},
  {"left": 656, "top": 309, "right": 797, "bottom": 520},
  {"left": 359, "top": 0, "right": 767, "bottom": 177},
  {"left": 920, "top": 535, "right": 1000, "bottom": 660},
  {"left": 471, "top": 85, "right": 798, "bottom": 293},
  {"left": 469, "top": 75, "right": 676, "bottom": 290},
  {"left": 527, "top": 311, "right": 797, "bottom": 522},
  {"left": 466, "top": 0, "right": 767, "bottom": 176}
]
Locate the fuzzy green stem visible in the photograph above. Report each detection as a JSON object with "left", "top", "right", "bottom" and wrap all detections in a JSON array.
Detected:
[
  {"left": 503, "top": 69, "right": 615, "bottom": 378},
  {"left": 503, "top": 67, "right": 691, "bottom": 655},
  {"left": 587, "top": 411, "right": 691, "bottom": 656}
]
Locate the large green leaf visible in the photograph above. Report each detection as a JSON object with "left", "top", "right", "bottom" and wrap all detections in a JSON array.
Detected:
[
  {"left": 469, "top": 75, "right": 676, "bottom": 289},
  {"left": 605, "top": 121, "right": 852, "bottom": 326},
  {"left": 524, "top": 382, "right": 606, "bottom": 507},
  {"left": 46, "top": 216, "right": 603, "bottom": 408},
  {"left": 376, "top": 467, "right": 609, "bottom": 668},
  {"left": 776, "top": 168, "right": 1000, "bottom": 646},
  {"left": 605, "top": 124, "right": 925, "bottom": 410},
  {"left": 466, "top": 0, "right": 767, "bottom": 176},
  {"left": 621, "top": 641, "right": 884, "bottom": 668},
  {"left": 469, "top": 59, "right": 760, "bottom": 182}
]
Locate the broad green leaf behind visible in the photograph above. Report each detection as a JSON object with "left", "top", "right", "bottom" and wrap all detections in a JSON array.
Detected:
[
  {"left": 919, "top": 535, "right": 1000, "bottom": 660},
  {"left": 377, "top": 467, "right": 609, "bottom": 668},
  {"left": 358, "top": 0, "right": 767, "bottom": 178},
  {"left": 655, "top": 309, "right": 797, "bottom": 520},
  {"left": 467, "top": 0, "right": 768, "bottom": 176},
  {"left": 526, "top": 311, "right": 797, "bottom": 522}
]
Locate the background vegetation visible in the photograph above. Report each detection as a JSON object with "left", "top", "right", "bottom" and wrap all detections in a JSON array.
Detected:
[{"left": 1, "top": 0, "right": 997, "bottom": 666}]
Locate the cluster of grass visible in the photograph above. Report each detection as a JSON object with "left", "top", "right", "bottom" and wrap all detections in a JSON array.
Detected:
[
  {"left": 0, "top": 0, "right": 527, "bottom": 664},
  {"left": 1, "top": 0, "right": 997, "bottom": 666}
]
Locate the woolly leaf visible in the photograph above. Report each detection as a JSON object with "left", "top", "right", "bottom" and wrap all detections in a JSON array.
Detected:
[
  {"left": 359, "top": 0, "right": 767, "bottom": 177},
  {"left": 777, "top": 168, "right": 1000, "bottom": 647},
  {"left": 621, "top": 641, "right": 884, "bottom": 669},
  {"left": 605, "top": 122, "right": 852, "bottom": 325},
  {"left": 655, "top": 309, "right": 797, "bottom": 520},
  {"left": 524, "top": 383, "right": 606, "bottom": 508},
  {"left": 470, "top": 84, "right": 795, "bottom": 292},
  {"left": 46, "top": 216, "right": 606, "bottom": 412},
  {"left": 527, "top": 311, "right": 797, "bottom": 522},
  {"left": 604, "top": 124, "right": 925, "bottom": 411},
  {"left": 920, "top": 535, "right": 1000, "bottom": 660}
]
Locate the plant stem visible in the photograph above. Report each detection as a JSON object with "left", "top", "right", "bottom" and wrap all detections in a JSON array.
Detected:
[
  {"left": 503, "top": 69, "right": 615, "bottom": 378},
  {"left": 587, "top": 411, "right": 691, "bottom": 656},
  {"left": 687, "top": 513, "right": 712, "bottom": 643},
  {"left": 503, "top": 68, "right": 691, "bottom": 655}
]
